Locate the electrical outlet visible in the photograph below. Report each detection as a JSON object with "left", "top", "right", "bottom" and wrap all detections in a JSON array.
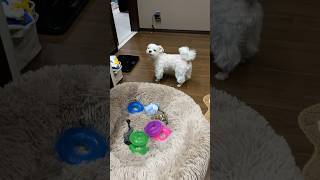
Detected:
[{"left": 154, "top": 11, "right": 161, "bottom": 22}]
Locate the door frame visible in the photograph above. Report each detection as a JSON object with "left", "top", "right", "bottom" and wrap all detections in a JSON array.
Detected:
[
  {"left": 128, "top": 0, "right": 139, "bottom": 31},
  {"left": 110, "top": 2, "right": 119, "bottom": 54},
  {"left": 110, "top": 0, "right": 139, "bottom": 49}
]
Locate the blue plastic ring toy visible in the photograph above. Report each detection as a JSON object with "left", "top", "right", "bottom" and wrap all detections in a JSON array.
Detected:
[
  {"left": 127, "top": 101, "right": 144, "bottom": 114},
  {"left": 55, "top": 127, "right": 107, "bottom": 165}
]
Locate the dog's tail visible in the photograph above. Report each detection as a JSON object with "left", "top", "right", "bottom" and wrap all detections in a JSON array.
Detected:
[{"left": 179, "top": 47, "right": 196, "bottom": 62}]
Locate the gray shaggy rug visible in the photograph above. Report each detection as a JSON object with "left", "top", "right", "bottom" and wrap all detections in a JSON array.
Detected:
[
  {"left": 212, "top": 89, "right": 303, "bottom": 180},
  {"left": 110, "top": 82, "right": 210, "bottom": 180},
  {"left": 0, "top": 65, "right": 108, "bottom": 180}
]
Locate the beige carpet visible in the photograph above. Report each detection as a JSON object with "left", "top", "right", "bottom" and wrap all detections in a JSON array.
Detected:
[
  {"left": 298, "top": 104, "right": 320, "bottom": 180},
  {"left": 110, "top": 82, "right": 210, "bottom": 180}
]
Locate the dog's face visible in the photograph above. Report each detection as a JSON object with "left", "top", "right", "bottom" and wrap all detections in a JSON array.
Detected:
[{"left": 146, "top": 43, "right": 164, "bottom": 58}]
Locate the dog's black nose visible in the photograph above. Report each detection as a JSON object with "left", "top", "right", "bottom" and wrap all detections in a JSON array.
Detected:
[{"left": 149, "top": 50, "right": 152, "bottom": 53}]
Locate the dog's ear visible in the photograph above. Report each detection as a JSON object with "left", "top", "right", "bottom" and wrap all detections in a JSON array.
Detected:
[{"left": 158, "top": 45, "right": 164, "bottom": 53}]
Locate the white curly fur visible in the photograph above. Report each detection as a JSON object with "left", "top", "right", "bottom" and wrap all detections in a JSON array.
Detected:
[
  {"left": 146, "top": 44, "right": 196, "bottom": 87},
  {"left": 212, "top": 0, "right": 263, "bottom": 80}
]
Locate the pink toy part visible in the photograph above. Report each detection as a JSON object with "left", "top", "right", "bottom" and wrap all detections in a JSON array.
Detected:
[{"left": 153, "top": 126, "right": 171, "bottom": 142}]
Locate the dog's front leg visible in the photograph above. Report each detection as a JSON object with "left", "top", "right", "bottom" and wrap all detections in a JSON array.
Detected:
[
  {"left": 155, "top": 67, "right": 164, "bottom": 82},
  {"left": 175, "top": 71, "right": 186, "bottom": 87}
]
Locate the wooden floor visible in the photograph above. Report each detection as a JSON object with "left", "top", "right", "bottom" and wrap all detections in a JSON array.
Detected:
[
  {"left": 117, "top": 32, "right": 210, "bottom": 113},
  {"left": 214, "top": 0, "right": 320, "bottom": 168},
  {"left": 22, "top": 0, "right": 114, "bottom": 73}
]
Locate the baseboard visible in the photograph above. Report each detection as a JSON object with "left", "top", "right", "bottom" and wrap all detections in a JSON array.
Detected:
[
  {"left": 139, "top": 28, "right": 210, "bottom": 34},
  {"left": 118, "top": 32, "right": 137, "bottom": 49}
]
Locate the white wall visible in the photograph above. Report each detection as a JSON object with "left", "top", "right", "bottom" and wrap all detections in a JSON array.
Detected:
[{"left": 137, "top": 0, "right": 210, "bottom": 31}]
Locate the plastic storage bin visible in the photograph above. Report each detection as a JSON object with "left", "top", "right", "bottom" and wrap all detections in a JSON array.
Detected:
[{"left": 7, "top": 1, "right": 41, "bottom": 70}]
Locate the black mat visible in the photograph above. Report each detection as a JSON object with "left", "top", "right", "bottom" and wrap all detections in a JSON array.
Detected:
[{"left": 117, "top": 55, "right": 139, "bottom": 73}]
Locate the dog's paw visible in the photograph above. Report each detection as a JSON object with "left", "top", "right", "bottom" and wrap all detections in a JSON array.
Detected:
[
  {"left": 215, "top": 72, "right": 229, "bottom": 80},
  {"left": 177, "top": 84, "right": 182, "bottom": 87},
  {"left": 155, "top": 79, "right": 160, "bottom": 82}
]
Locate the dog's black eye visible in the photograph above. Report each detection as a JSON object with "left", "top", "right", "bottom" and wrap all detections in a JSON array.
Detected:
[{"left": 153, "top": 49, "right": 156, "bottom": 52}]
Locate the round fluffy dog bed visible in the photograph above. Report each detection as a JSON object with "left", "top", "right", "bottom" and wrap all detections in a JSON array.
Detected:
[
  {"left": 298, "top": 104, "right": 320, "bottom": 180},
  {"left": 212, "top": 89, "right": 303, "bottom": 180},
  {"left": 0, "top": 65, "right": 108, "bottom": 179},
  {"left": 110, "top": 82, "right": 210, "bottom": 180}
]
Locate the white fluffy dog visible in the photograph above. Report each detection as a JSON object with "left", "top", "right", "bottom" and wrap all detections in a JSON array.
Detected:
[
  {"left": 213, "top": 0, "right": 263, "bottom": 80},
  {"left": 146, "top": 43, "right": 196, "bottom": 87}
]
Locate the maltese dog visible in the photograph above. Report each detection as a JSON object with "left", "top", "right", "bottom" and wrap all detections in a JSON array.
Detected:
[
  {"left": 212, "top": 0, "right": 263, "bottom": 80},
  {"left": 146, "top": 43, "right": 196, "bottom": 87}
]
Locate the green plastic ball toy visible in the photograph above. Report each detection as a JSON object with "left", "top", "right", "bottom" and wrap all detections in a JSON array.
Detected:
[
  {"left": 129, "top": 131, "right": 149, "bottom": 155},
  {"left": 129, "top": 144, "right": 149, "bottom": 155}
]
